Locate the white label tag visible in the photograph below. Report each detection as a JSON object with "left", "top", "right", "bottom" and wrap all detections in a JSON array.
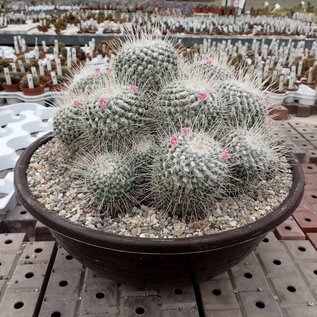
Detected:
[
  {"left": 42, "top": 40, "right": 47, "bottom": 52},
  {"left": 35, "top": 46, "right": 39, "bottom": 60},
  {"left": 17, "top": 59, "right": 25, "bottom": 72},
  {"left": 27, "top": 74, "right": 34, "bottom": 89},
  {"left": 4, "top": 68, "right": 11, "bottom": 85},
  {"left": 47, "top": 58, "right": 52, "bottom": 71},
  {"left": 39, "top": 61, "right": 44, "bottom": 76},
  {"left": 21, "top": 39, "right": 26, "bottom": 53},
  {"left": 51, "top": 71, "right": 58, "bottom": 85},
  {"left": 12, "top": 63, "right": 17, "bottom": 73},
  {"left": 54, "top": 39, "right": 59, "bottom": 53},
  {"left": 31, "top": 66, "right": 38, "bottom": 77},
  {"left": 53, "top": 46, "right": 59, "bottom": 59},
  {"left": 14, "top": 40, "right": 19, "bottom": 54},
  {"left": 72, "top": 48, "right": 77, "bottom": 62},
  {"left": 67, "top": 50, "right": 72, "bottom": 68},
  {"left": 25, "top": 54, "right": 30, "bottom": 64},
  {"left": 56, "top": 58, "right": 62, "bottom": 76}
]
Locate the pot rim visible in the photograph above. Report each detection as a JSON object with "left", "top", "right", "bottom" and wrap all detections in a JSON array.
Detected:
[{"left": 14, "top": 132, "right": 304, "bottom": 254}]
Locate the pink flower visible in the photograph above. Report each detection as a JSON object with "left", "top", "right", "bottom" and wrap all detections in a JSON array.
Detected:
[
  {"left": 221, "top": 149, "right": 231, "bottom": 160},
  {"left": 129, "top": 84, "right": 138, "bottom": 94},
  {"left": 205, "top": 58, "right": 213, "bottom": 65},
  {"left": 169, "top": 135, "right": 179, "bottom": 146},
  {"left": 95, "top": 68, "right": 101, "bottom": 74},
  {"left": 98, "top": 97, "right": 108, "bottom": 108},
  {"left": 181, "top": 127, "right": 190, "bottom": 136},
  {"left": 73, "top": 99, "right": 82, "bottom": 107},
  {"left": 198, "top": 91, "right": 209, "bottom": 102}
]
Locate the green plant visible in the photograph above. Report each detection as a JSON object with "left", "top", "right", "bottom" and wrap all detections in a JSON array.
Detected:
[
  {"left": 151, "top": 131, "right": 229, "bottom": 220},
  {"left": 78, "top": 153, "right": 136, "bottom": 216},
  {"left": 52, "top": 30, "right": 285, "bottom": 220},
  {"left": 20, "top": 75, "right": 40, "bottom": 88},
  {"left": 11, "top": 73, "right": 21, "bottom": 84},
  {"left": 215, "top": 80, "right": 266, "bottom": 127},
  {"left": 114, "top": 33, "right": 181, "bottom": 91},
  {"left": 225, "top": 126, "right": 280, "bottom": 192},
  {"left": 155, "top": 72, "right": 219, "bottom": 130}
]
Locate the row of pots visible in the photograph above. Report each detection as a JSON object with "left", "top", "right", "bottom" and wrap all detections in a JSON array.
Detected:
[{"left": 1, "top": 81, "right": 63, "bottom": 95}]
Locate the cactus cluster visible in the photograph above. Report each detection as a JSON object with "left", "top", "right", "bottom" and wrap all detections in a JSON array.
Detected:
[
  {"left": 52, "top": 30, "right": 284, "bottom": 221},
  {"left": 114, "top": 34, "right": 180, "bottom": 91},
  {"left": 216, "top": 80, "right": 267, "bottom": 127},
  {"left": 155, "top": 74, "right": 220, "bottom": 130},
  {"left": 151, "top": 130, "right": 229, "bottom": 219},
  {"left": 80, "top": 153, "right": 135, "bottom": 216}
]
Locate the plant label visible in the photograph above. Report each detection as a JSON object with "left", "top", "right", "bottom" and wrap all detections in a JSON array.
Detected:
[
  {"left": 67, "top": 50, "right": 72, "bottom": 68},
  {"left": 3, "top": 68, "right": 11, "bottom": 85},
  {"left": 25, "top": 54, "right": 30, "bottom": 64},
  {"left": 72, "top": 48, "right": 77, "bottom": 63},
  {"left": 39, "top": 61, "right": 44, "bottom": 76},
  {"left": 53, "top": 46, "right": 59, "bottom": 59},
  {"left": 27, "top": 74, "right": 34, "bottom": 89},
  {"left": 18, "top": 59, "right": 25, "bottom": 72},
  {"left": 31, "top": 66, "right": 38, "bottom": 77},
  {"left": 42, "top": 40, "right": 47, "bottom": 52},
  {"left": 47, "top": 58, "right": 52, "bottom": 71},
  {"left": 14, "top": 40, "right": 19, "bottom": 54},
  {"left": 56, "top": 59, "right": 62, "bottom": 76},
  {"left": 21, "top": 39, "right": 26, "bottom": 52},
  {"left": 35, "top": 46, "right": 40, "bottom": 60},
  {"left": 54, "top": 39, "right": 59, "bottom": 53},
  {"left": 50, "top": 71, "right": 58, "bottom": 85},
  {"left": 11, "top": 63, "right": 17, "bottom": 73}
]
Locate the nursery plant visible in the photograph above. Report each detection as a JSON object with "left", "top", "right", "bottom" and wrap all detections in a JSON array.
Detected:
[{"left": 15, "top": 30, "right": 304, "bottom": 286}]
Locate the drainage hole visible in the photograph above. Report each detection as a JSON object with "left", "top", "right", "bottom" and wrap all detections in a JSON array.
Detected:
[
  {"left": 305, "top": 218, "right": 312, "bottom": 222},
  {"left": 51, "top": 312, "right": 61, "bottom": 317},
  {"left": 256, "top": 301, "right": 265, "bottom": 309},
  {"left": 308, "top": 166, "right": 313, "bottom": 169},
  {"left": 65, "top": 255, "right": 73, "bottom": 260},
  {"left": 273, "top": 259, "right": 281, "bottom": 265},
  {"left": 173, "top": 288, "right": 183, "bottom": 295},
  {"left": 314, "top": 270, "right": 317, "bottom": 276},
  {"left": 25, "top": 272, "right": 34, "bottom": 279},
  {"left": 95, "top": 292, "right": 105, "bottom": 299},
  {"left": 212, "top": 289, "right": 222, "bottom": 296},
  {"left": 135, "top": 307, "right": 145, "bottom": 315},
  {"left": 263, "top": 238, "right": 269, "bottom": 243},
  {"left": 34, "top": 248, "right": 43, "bottom": 253},
  {"left": 4, "top": 239, "right": 13, "bottom": 244},
  {"left": 312, "top": 195, "right": 317, "bottom": 199},
  {"left": 244, "top": 272, "right": 253, "bottom": 279},
  {"left": 59, "top": 280, "right": 68, "bottom": 287},
  {"left": 284, "top": 226, "right": 292, "bottom": 230},
  {"left": 20, "top": 211, "right": 27, "bottom": 215},
  {"left": 303, "top": 144, "right": 307, "bottom": 147},
  {"left": 287, "top": 286, "right": 296, "bottom": 292},
  {"left": 14, "top": 302, "right": 24, "bottom": 309},
  {"left": 298, "top": 246, "right": 306, "bottom": 252}
]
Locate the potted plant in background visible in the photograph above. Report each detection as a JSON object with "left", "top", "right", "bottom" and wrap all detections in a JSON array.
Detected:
[
  {"left": 15, "top": 31, "right": 304, "bottom": 287},
  {"left": 20, "top": 74, "right": 44, "bottom": 96}
]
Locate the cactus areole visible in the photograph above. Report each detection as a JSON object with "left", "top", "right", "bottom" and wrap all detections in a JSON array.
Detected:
[{"left": 14, "top": 31, "right": 304, "bottom": 286}]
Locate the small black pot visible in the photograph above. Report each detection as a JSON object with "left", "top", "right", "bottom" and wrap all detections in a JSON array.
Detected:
[{"left": 14, "top": 133, "right": 304, "bottom": 287}]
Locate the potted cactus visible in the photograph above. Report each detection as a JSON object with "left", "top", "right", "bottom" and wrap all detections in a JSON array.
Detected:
[
  {"left": 15, "top": 32, "right": 304, "bottom": 287},
  {"left": 20, "top": 74, "right": 45, "bottom": 96},
  {"left": 0, "top": 72, "right": 21, "bottom": 92}
]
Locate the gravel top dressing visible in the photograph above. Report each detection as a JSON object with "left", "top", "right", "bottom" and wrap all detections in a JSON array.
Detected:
[{"left": 27, "top": 137, "right": 293, "bottom": 239}]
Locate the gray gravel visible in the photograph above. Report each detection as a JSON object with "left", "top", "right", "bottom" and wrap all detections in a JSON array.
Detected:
[{"left": 27, "top": 137, "right": 293, "bottom": 239}]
